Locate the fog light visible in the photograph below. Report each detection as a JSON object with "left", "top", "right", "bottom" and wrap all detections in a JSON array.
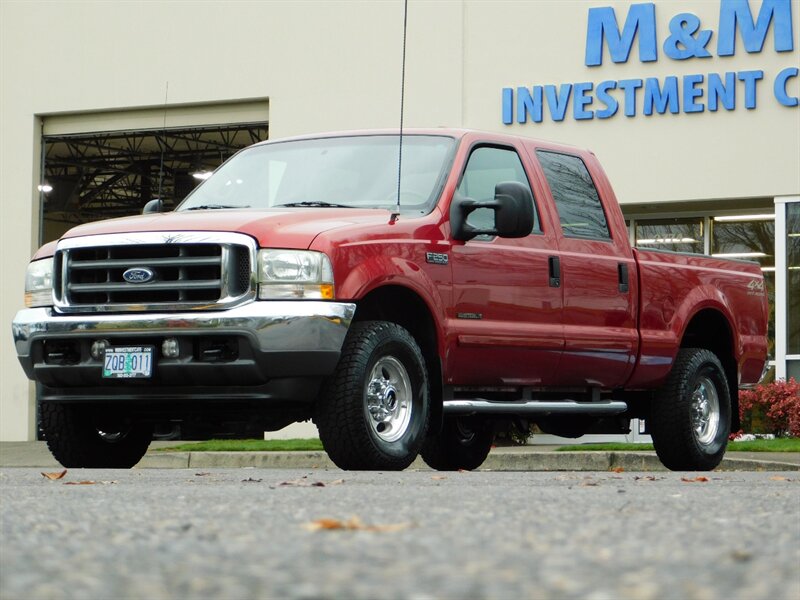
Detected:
[
  {"left": 90, "top": 339, "right": 109, "bottom": 360},
  {"left": 162, "top": 337, "right": 180, "bottom": 358}
]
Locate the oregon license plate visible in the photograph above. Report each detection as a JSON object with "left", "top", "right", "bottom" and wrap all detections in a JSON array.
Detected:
[{"left": 102, "top": 346, "right": 154, "bottom": 379}]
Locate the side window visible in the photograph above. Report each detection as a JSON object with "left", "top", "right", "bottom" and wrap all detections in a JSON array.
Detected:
[
  {"left": 456, "top": 146, "right": 540, "bottom": 233},
  {"left": 536, "top": 150, "right": 611, "bottom": 240}
]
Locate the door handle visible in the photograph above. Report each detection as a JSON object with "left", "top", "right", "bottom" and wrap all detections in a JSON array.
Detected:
[
  {"left": 549, "top": 256, "right": 561, "bottom": 288},
  {"left": 618, "top": 263, "right": 629, "bottom": 293}
]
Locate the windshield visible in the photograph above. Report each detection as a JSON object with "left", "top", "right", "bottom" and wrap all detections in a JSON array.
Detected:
[{"left": 177, "top": 135, "right": 456, "bottom": 213}]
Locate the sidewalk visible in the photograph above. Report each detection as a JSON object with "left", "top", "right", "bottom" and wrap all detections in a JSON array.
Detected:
[{"left": 2, "top": 441, "right": 798, "bottom": 471}]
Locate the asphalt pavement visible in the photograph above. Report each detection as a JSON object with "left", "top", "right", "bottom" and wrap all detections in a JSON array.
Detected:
[{"left": 1, "top": 468, "right": 798, "bottom": 600}]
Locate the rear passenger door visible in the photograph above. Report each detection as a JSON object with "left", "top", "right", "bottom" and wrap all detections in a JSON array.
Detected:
[
  {"left": 531, "top": 149, "right": 637, "bottom": 389},
  {"left": 448, "top": 143, "right": 563, "bottom": 387}
]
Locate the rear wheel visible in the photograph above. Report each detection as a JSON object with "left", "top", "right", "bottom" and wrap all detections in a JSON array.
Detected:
[
  {"left": 314, "top": 321, "right": 430, "bottom": 470},
  {"left": 39, "top": 403, "right": 153, "bottom": 468},
  {"left": 650, "top": 348, "right": 731, "bottom": 471},
  {"left": 420, "top": 417, "right": 494, "bottom": 471}
]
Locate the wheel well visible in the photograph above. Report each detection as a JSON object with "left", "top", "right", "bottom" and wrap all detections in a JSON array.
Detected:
[
  {"left": 681, "top": 308, "right": 740, "bottom": 430},
  {"left": 353, "top": 286, "right": 443, "bottom": 432}
]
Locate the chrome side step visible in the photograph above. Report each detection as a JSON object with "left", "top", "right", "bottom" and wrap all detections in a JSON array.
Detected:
[{"left": 442, "top": 399, "right": 628, "bottom": 416}]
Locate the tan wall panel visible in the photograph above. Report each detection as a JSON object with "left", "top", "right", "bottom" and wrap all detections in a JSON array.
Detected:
[
  {"left": 42, "top": 100, "right": 269, "bottom": 136},
  {"left": 1, "top": 0, "right": 798, "bottom": 439}
]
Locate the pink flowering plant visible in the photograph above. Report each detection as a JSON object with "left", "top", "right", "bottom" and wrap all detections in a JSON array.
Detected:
[{"left": 736, "top": 378, "right": 800, "bottom": 438}]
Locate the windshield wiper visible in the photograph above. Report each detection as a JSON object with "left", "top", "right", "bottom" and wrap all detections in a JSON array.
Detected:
[
  {"left": 183, "top": 204, "right": 248, "bottom": 211},
  {"left": 275, "top": 201, "right": 353, "bottom": 208}
]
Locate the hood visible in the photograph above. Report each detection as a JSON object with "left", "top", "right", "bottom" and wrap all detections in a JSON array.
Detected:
[{"left": 58, "top": 208, "right": 394, "bottom": 250}]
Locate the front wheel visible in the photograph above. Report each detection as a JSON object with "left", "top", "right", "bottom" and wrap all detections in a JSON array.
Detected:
[
  {"left": 39, "top": 403, "right": 153, "bottom": 468},
  {"left": 650, "top": 348, "right": 731, "bottom": 471},
  {"left": 420, "top": 417, "right": 494, "bottom": 471},
  {"left": 314, "top": 321, "right": 430, "bottom": 470}
]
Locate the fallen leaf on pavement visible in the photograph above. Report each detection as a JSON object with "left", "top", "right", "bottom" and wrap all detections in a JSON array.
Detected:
[
  {"left": 64, "top": 481, "right": 97, "bottom": 485},
  {"left": 328, "top": 479, "right": 345, "bottom": 486},
  {"left": 41, "top": 469, "right": 67, "bottom": 480},
  {"left": 303, "top": 516, "right": 411, "bottom": 532},
  {"left": 194, "top": 472, "right": 212, "bottom": 477},
  {"left": 634, "top": 475, "right": 660, "bottom": 481},
  {"left": 278, "top": 478, "right": 328, "bottom": 488},
  {"left": 681, "top": 476, "right": 710, "bottom": 483},
  {"left": 431, "top": 475, "right": 447, "bottom": 480},
  {"left": 580, "top": 480, "right": 599, "bottom": 487},
  {"left": 610, "top": 466, "right": 625, "bottom": 473},
  {"left": 769, "top": 476, "right": 788, "bottom": 481},
  {"left": 242, "top": 477, "right": 263, "bottom": 483}
]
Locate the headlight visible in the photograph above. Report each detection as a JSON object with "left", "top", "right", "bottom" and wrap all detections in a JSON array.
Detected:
[
  {"left": 24, "top": 258, "right": 54, "bottom": 308},
  {"left": 257, "top": 250, "right": 334, "bottom": 299}
]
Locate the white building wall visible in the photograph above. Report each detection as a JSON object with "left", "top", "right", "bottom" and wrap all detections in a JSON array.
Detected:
[{"left": 2, "top": 0, "right": 798, "bottom": 440}]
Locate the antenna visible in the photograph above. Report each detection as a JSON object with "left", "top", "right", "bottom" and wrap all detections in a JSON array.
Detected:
[
  {"left": 391, "top": 0, "right": 409, "bottom": 224},
  {"left": 155, "top": 81, "right": 169, "bottom": 211}
]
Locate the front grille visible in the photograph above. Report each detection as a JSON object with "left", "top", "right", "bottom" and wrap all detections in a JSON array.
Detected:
[{"left": 54, "top": 232, "right": 255, "bottom": 312}]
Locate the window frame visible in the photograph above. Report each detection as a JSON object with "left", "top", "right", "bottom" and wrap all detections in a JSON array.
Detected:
[{"left": 454, "top": 142, "right": 544, "bottom": 239}]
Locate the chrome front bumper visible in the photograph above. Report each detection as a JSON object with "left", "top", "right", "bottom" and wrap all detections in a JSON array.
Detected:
[{"left": 12, "top": 301, "right": 356, "bottom": 391}]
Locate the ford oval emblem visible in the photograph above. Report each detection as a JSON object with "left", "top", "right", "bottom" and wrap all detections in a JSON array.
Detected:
[{"left": 122, "top": 267, "right": 155, "bottom": 284}]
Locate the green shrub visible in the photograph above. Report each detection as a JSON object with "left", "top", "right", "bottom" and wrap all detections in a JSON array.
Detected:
[{"left": 738, "top": 378, "right": 800, "bottom": 437}]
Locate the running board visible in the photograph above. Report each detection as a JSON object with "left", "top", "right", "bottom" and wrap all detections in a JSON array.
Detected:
[{"left": 442, "top": 399, "right": 628, "bottom": 416}]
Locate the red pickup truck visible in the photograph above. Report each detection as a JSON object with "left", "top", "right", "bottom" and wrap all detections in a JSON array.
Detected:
[{"left": 13, "top": 129, "right": 768, "bottom": 471}]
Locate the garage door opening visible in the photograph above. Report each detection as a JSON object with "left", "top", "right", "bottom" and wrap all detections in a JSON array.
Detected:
[{"left": 40, "top": 121, "right": 268, "bottom": 243}]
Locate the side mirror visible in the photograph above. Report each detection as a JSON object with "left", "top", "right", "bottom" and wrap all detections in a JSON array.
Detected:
[
  {"left": 450, "top": 181, "right": 534, "bottom": 241},
  {"left": 143, "top": 199, "right": 163, "bottom": 214}
]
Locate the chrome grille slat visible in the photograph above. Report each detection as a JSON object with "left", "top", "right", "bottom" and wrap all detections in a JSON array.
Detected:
[
  {"left": 68, "top": 280, "right": 223, "bottom": 293},
  {"left": 53, "top": 231, "right": 257, "bottom": 313},
  {"left": 69, "top": 256, "right": 222, "bottom": 269}
]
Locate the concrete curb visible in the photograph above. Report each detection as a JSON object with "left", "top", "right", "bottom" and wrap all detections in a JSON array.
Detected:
[{"left": 135, "top": 450, "right": 800, "bottom": 471}]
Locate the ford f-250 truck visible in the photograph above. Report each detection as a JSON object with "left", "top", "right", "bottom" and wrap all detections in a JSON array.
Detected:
[{"left": 12, "top": 129, "right": 768, "bottom": 471}]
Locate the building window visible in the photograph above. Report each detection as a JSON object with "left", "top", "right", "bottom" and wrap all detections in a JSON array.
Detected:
[
  {"left": 712, "top": 214, "right": 776, "bottom": 358},
  {"left": 787, "top": 203, "right": 800, "bottom": 356},
  {"left": 635, "top": 217, "right": 704, "bottom": 253}
]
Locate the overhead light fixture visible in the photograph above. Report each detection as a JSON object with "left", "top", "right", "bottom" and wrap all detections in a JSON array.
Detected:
[
  {"left": 711, "top": 252, "right": 768, "bottom": 258},
  {"left": 637, "top": 237, "right": 699, "bottom": 244},
  {"left": 713, "top": 214, "right": 774, "bottom": 222},
  {"left": 761, "top": 267, "right": 776, "bottom": 272},
  {"left": 37, "top": 183, "right": 53, "bottom": 193},
  {"left": 192, "top": 171, "right": 213, "bottom": 180}
]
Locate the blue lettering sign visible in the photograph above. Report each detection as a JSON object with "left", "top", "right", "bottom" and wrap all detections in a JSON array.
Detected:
[
  {"left": 663, "top": 13, "right": 713, "bottom": 59},
  {"left": 517, "top": 87, "right": 544, "bottom": 123},
  {"left": 683, "top": 74, "right": 706, "bottom": 112},
  {"left": 644, "top": 76, "right": 680, "bottom": 115},
  {"left": 774, "top": 67, "right": 799, "bottom": 106},
  {"left": 618, "top": 79, "right": 644, "bottom": 116},
  {"left": 737, "top": 70, "right": 764, "bottom": 108},
  {"left": 573, "top": 82, "right": 595, "bottom": 119},
  {"left": 585, "top": 3, "right": 657, "bottom": 66},
  {"left": 596, "top": 81, "right": 620, "bottom": 118},
  {"left": 718, "top": 0, "right": 794, "bottom": 56},
  {"left": 708, "top": 72, "right": 737, "bottom": 110},
  {"left": 545, "top": 84, "right": 573, "bottom": 121}
]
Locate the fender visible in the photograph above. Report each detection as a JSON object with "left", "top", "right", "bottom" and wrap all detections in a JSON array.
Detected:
[{"left": 336, "top": 253, "right": 449, "bottom": 356}]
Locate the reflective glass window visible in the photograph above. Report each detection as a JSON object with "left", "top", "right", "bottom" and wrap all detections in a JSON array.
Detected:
[
  {"left": 788, "top": 204, "right": 800, "bottom": 355},
  {"left": 536, "top": 151, "right": 610, "bottom": 240},
  {"left": 635, "top": 218, "right": 703, "bottom": 253}
]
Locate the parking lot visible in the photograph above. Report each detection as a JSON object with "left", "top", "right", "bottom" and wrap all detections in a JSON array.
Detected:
[{"left": 1, "top": 468, "right": 798, "bottom": 600}]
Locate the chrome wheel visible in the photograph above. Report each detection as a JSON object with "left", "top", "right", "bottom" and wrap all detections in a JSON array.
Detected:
[
  {"left": 691, "top": 375, "right": 720, "bottom": 446},
  {"left": 365, "top": 356, "right": 412, "bottom": 443}
]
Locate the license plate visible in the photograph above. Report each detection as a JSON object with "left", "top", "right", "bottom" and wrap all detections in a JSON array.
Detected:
[{"left": 102, "top": 346, "right": 154, "bottom": 379}]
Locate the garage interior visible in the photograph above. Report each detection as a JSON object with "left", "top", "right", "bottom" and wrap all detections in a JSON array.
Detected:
[{"left": 39, "top": 122, "right": 269, "bottom": 244}]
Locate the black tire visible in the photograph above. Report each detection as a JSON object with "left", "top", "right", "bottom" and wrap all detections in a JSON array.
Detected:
[
  {"left": 39, "top": 403, "right": 153, "bottom": 468},
  {"left": 314, "top": 321, "right": 430, "bottom": 470},
  {"left": 420, "top": 417, "right": 494, "bottom": 471},
  {"left": 650, "top": 348, "right": 731, "bottom": 471}
]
